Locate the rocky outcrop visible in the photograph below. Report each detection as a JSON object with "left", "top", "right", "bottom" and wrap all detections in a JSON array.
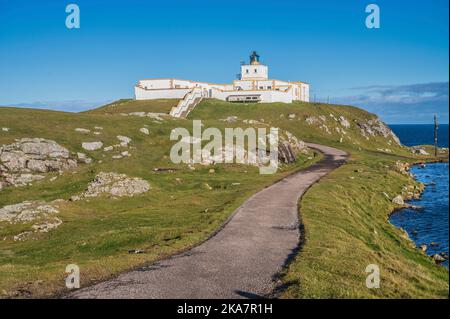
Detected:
[
  {"left": 411, "top": 147, "right": 429, "bottom": 156},
  {"left": 195, "top": 129, "right": 309, "bottom": 166},
  {"left": 72, "top": 172, "right": 150, "bottom": 200},
  {"left": 0, "top": 200, "right": 62, "bottom": 241},
  {"left": 355, "top": 118, "right": 401, "bottom": 145},
  {"left": 0, "top": 138, "right": 77, "bottom": 190},
  {"left": 392, "top": 195, "right": 405, "bottom": 206}
]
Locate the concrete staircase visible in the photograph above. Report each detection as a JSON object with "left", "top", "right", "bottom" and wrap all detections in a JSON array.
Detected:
[{"left": 170, "top": 87, "right": 204, "bottom": 118}]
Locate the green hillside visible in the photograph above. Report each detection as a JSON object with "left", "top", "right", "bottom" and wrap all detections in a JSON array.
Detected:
[{"left": 0, "top": 99, "right": 447, "bottom": 298}]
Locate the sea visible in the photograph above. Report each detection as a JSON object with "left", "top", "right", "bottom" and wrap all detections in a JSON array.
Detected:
[{"left": 389, "top": 124, "right": 449, "bottom": 268}]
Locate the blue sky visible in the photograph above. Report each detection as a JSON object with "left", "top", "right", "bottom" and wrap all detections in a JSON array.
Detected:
[{"left": 0, "top": 0, "right": 448, "bottom": 123}]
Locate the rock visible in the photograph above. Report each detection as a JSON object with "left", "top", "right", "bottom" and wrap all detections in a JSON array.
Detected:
[
  {"left": 394, "top": 161, "right": 410, "bottom": 175},
  {"left": 411, "top": 147, "right": 429, "bottom": 156},
  {"left": 220, "top": 116, "right": 238, "bottom": 123},
  {"left": 0, "top": 138, "right": 76, "bottom": 189},
  {"left": 75, "top": 128, "right": 91, "bottom": 134},
  {"left": 117, "top": 136, "right": 131, "bottom": 147},
  {"left": 288, "top": 113, "right": 296, "bottom": 119},
  {"left": 305, "top": 116, "right": 318, "bottom": 125},
  {"left": 77, "top": 152, "right": 92, "bottom": 164},
  {"left": 70, "top": 195, "right": 81, "bottom": 201},
  {"left": 419, "top": 244, "right": 427, "bottom": 252},
  {"left": 129, "top": 112, "right": 146, "bottom": 117},
  {"left": 112, "top": 155, "right": 123, "bottom": 159},
  {"left": 0, "top": 200, "right": 61, "bottom": 240},
  {"left": 82, "top": 141, "right": 103, "bottom": 151},
  {"left": 209, "top": 168, "right": 215, "bottom": 173},
  {"left": 103, "top": 146, "right": 114, "bottom": 152},
  {"left": 9, "top": 173, "right": 45, "bottom": 186},
  {"left": 146, "top": 113, "right": 166, "bottom": 121},
  {"left": 204, "top": 183, "right": 213, "bottom": 190},
  {"left": 339, "top": 116, "right": 351, "bottom": 129},
  {"left": 79, "top": 172, "right": 150, "bottom": 198},
  {"left": 356, "top": 118, "right": 401, "bottom": 145},
  {"left": 140, "top": 128, "right": 150, "bottom": 135},
  {"left": 1, "top": 128, "right": 9, "bottom": 132},
  {"left": 94, "top": 126, "right": 103, "bottom": 130},
  {"left": 93, "top": 132, "right": 101, "bottom": 136},
  {"left": 431, "top": 254, "right": 446, "bottom": 264},
  {"left": 128, "top": 249, "right": 145, "bottom": 254},
  {"left": 392, "top": 195, "right": 404, "bottom": 205},
  {"left": 120, "top": 151, "right": 130, "bottom": 157}
]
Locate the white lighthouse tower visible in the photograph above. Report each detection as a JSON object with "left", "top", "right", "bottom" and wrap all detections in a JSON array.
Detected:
[{"left": 240, "top": 51, "right": 269, "bottom": 80}]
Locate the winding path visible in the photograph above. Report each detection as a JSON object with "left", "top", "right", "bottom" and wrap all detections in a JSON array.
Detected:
[{"left": 70, "top": 143, "right": 347, "bottom": 299}]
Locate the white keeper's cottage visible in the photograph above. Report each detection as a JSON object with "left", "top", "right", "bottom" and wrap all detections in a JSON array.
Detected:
[{"left": 134, "top": 52, "right": 310, "bottom": 117}]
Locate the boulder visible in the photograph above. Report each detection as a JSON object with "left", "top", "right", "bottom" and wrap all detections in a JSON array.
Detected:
[
  {"left": 392, "top": 195, "right": 404, "bottom": 205},
  {"left": 79, "top": 172, "right": 150, "bottom": 198},
  {"left": 411, "top": 147, "right": 429, "bottom": 155},
  {"left": 140, "top": 128, "right": 150, "bottom": 135},
  {"left": 0, "top": 138, "right": 77, "bottom": 189},
  {"left": 339, "top": 116, "right": 351, "bottom": 129},
  {"left": 82, "top": 141, "right": 103, "bottom": 151},
  {"left": 0, "top": 200, "right": 62, "bottom": 240},
  {"left": 117, "top": 136, "right": 132, "bottom": 147},
  {"left": 75, "top": 128, "right": 91, "bottom": 134},
  {"left": 431, "top": 254, "right": 446, "bottom": 264}
]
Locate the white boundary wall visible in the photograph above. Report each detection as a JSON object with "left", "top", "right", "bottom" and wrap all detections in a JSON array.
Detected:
[{"left": 135, "top": 78, "right": 310, "bottom": 103}]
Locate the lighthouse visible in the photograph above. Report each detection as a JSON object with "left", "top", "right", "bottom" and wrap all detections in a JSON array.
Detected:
[{"left": 240, "top": 51, "right": 269, "bottom": 80}]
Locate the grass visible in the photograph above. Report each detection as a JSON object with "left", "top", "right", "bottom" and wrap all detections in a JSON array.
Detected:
[
  {"left": 0, "top": 99, "right": 448, "bottom": 298},
  {"left": 0, "top": 103, "right": 317, "bottom": 297}
]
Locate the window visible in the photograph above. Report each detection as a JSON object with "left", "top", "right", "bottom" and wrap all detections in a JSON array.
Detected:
[
  {"left": 246, "top": 69, "right": 249, "bottom": 74},
  {"left": 254, "top": 69, "right": 257, "bottom": 73},
  {"left": 267, "top": 86, "right": 272, "bottom": 89},
  {"left": 259, "top": 86, "right": 264, "bottom": 90}
]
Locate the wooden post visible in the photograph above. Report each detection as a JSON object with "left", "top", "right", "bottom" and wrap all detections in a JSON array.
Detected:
[{"left": 434, "top": 115, "right": 438, "bottom": 157}]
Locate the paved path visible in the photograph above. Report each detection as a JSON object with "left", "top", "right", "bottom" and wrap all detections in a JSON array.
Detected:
[{"left": 70, "top": 143, "right": 347, "bottom": 299}]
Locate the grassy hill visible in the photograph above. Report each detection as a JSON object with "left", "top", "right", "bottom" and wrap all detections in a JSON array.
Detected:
[{"left": 0, "top": 99, "right": 447, "bottom": 298}]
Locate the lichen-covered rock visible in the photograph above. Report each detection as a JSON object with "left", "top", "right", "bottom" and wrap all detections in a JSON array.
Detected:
[
  {"left": 220, "top": 116, "right": 238, "bottom": 123},
  {"left": 305, "top": 116, "right": 318, "bottom": 125},
  {"left": 339, "top": 116, "right": 351, "bottom": 129},
  {"left": 198, "top": 129, "right": 309, "bottom": 166},
  {"left": 78, "top": 172, "right": 150, "bottom": 199},
  {"left": 117, "top": 136, "right": 132, "bottom": 147},
  {"left": 356, "top": 118, "right": 401, "bottom": 145},
  {"left": 411, "top": 147, "right": 429, "bottom": 155},
  {"left": 140, "top": 128, "right": 150, "bottom": 135},
  {"left": 82, "top": 141, "right": 103, "bottom": 151},
  {"left": 392, "top": 195, "right": 404, "bottom": 206},
  {"left": 0, "top": 200, "right": 62, "bottom": 241},
  {"left": 75, "top": 128, "right": 91, "bottom": 134},
  {"left": 0, "top": 138, "right": 77, "bottom": 190}
]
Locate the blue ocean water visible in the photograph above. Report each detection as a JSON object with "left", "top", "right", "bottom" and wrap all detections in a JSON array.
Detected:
[
  {"left": 390, "top": 124, "right": 449, "bottom": 148},
  {"left": 388, "top": 124, "right": 449, "bottom": 267},
  {"left": 390, "top": 163, "right": 449, "bottom": 267}
]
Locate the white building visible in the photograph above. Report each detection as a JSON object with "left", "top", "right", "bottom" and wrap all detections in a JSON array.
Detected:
[{"left": 135, "top": 52, "right": 310, "bottom": 117}]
